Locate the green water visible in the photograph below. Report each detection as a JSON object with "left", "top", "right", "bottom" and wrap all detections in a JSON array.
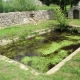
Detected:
[{"left": 0, "top": 31, "right": 80, "bottom": 72}]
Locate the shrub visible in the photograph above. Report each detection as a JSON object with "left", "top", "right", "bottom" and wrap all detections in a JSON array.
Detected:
[
  {"left": 3, "top": 0, "right": 38, "bottom": 12},
  {"left": 53, "top": 7, "right": 68, "bottom": 31},
  {"left": 0, "top": 0, "right": 3, "bottom": 13}
]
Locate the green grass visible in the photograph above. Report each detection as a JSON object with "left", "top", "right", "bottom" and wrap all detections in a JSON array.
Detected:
[
  {"left": 20, "top": 32, "right": 80, "bottom": 72},
  {"left": 0, "top": 51, "right": 80, "bottom": 80},
  {"left": 1, "top": 31, "right": 80, "bottom": 72},
  {"left": 0, "top": 20, "right": 58, "bottom": 39},
  {"left": 33, "top": 52, "right": 80, "bottom": 80},
  {"left": 49, "top": 51, "right": 80, "bottom": 80},
  {"left": 69, "top": 19, "right": 80, "bottom": 26},
  {"left": 0, "top": 60, "right": 34, "bottom": 80},
  {"left": 36, "top": 5, "right": 59, "bottom": 10}
]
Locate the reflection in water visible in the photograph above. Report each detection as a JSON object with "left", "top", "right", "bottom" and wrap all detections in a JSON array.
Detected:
[{"left": 0, "top": 31, "right": 80, "bottom": 72}]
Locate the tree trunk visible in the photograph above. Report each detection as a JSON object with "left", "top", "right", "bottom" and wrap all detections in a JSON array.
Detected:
[
  {"left": 70, "top": 1, "right": 73, "bottom": 8},
  {"left": 60, "top": 0, "right": 65, "bottom": 11}
]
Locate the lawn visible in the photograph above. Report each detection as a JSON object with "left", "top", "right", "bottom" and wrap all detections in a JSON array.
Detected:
[
  {"left": 0, "top": 59, "right": 35, "bottom": 80},
  {"left": 0, "top": 30, "right": 80, "bottom": 72},
  {"left": 0, "top": 14, "right": 80, "bottom": 79},
  {"left": 69, "top": 19, "right": 80, "bottom": 26},
  {"left": 0, "top": 20, "right": 58, "bottom": 40},
  {"left": 0, "top": 51, "right": 80, "bottom": 80}
]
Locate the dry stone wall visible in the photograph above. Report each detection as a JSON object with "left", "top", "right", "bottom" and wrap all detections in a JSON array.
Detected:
[{"left": 0, "top": 10, "right": 55, "bottom": 27}]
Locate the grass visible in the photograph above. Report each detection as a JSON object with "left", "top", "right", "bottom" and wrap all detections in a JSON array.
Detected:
[
  {"left": 0, "top": 19, "right": 80, "bottom": 79},
  {"left": 0, "top": 31, "right": 80, "bottom": 72},
  {"left": 0, "top": 4, "right": 80, "bottom": 79},
  {"left": 49, "top": 51, "right": 80, "bottom": 80},
  {"left": 0, "top": 51, "right": 80, "bottom": 80},
  {"left": 69, "top": 19, "right": 80, "bottom": 26},
  {"left": 23, "top": 32, "right": 80, "bottom": 72},
  {"left": 0, "top": 20, "right": 58, "bottom": 39},
  {"left": 0, "top": 60, "right": 34, "bottom": 80},
  {"left": 36, "top": 5, "right": 59, "bottom": 10}
]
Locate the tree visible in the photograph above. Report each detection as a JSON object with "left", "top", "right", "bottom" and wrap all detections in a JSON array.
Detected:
[
  {"left": 53, "top": 7, "right": 68, "bottom": 31},
  {"left": 2, "top": 0, "right": 37, "bottom": 12},
  {"left": 40, "top": 0, "right": 80, "bottom": 12},
  {"left": 69, "top": 0, "right": 80, "bottom": 8},
  {"left": 0, "top": 0, "right": 3, "bottom": 13}
]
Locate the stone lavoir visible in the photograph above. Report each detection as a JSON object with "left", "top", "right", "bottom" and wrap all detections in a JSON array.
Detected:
[{"left": 0, "top": 31, "right": 80, "bottom": 72}]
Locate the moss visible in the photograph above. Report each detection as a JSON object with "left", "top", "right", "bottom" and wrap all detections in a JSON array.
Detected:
[{"left": 0, "top": 31, "right": 80, "bottom": 72}]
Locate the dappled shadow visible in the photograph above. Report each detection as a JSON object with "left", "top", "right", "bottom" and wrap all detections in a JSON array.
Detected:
[
  {"left": 42, "top": 31, "right": 68, "bottom": 43},
  {"left": 61, "top": 44, "right": 80, "bottom": 54}
]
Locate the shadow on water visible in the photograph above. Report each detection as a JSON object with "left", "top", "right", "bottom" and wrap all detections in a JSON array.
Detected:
[
  {"left": 43, "top": 31, "right": 68, "bottom": 43},
  {"left": 0, "top": 31, "right": 80, "bottom": 72},
  {"left": 61, "top": 43, "right": 80, "bottom": 54}
]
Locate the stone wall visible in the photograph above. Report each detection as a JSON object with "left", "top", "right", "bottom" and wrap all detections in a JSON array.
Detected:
[
  {"left": 0, "top": 10, "right": 55, "bottom": 27},
  {"left": 68, "top": 6, "right": 80, "bottom": 19}
]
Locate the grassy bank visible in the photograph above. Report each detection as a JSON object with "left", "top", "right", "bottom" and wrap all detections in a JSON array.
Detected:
[
  {"left": 0, "top": 31, "right": 80, "bottom": 72},
  {"left": 0, "top": 20, "right": 58, "bottom": 40},
  {"left": 0, "top": 18, "right": 80, "bottom": 79},
  {"left": 0, "top": 59, "right": 34, "bottom": 80},
  {"left": 69, "top": 19, "right": 80, "bottom": 26},
  {"left": 0, "top": 51, "right": 80, "bottom": 80}
]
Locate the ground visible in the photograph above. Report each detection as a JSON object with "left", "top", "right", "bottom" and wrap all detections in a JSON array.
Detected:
[{"left": 0, "top": 19, "right": 80, "bottom": 80}]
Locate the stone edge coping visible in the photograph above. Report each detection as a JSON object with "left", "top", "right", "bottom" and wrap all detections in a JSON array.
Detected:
[
  {"left": 0, "top": 54, "right": 39, "bottom": 75},
  {"left": 0, "top": 47, "right": 80, "bottom": 76},
  {"left": 0, "top": 28, "right": 54, "bottom": 46},
  {"left": 46, "top": 47, "right": 80, "bottom": 75}
]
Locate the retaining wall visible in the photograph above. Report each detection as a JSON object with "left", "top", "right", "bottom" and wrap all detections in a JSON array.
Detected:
[{"left": 0, "top": 10, "right": 55, "bottom": 27}]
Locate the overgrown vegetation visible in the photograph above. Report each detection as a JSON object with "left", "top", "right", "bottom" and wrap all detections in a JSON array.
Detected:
[
  {"left": 0, "top": 60, "right": 34, "bottom": 80},
  {"left": 0, "top": 31, "right": 80, "bottom": 72},
  {"left": 40, "top": 0, "right": 79, "bottom": 13},
  {"left": 0, "top": 20, "right": 58, "bottom": 39},
  {"left": 53, "top": 7, "right": 69, "bottom": 31},
  {"left": 0, "top": 0, "right": 3, "bottom": 13},
  {"left": 0, "top": 47, "right": 80, "bottom": 80},
  {"left": 1, "top": 0, "right": 38, "bottom": 12}
]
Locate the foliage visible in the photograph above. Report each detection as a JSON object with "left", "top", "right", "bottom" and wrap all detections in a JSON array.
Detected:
[
  {"left": 0, "top": 52, "right": 80, "bottom": 80},
  {"left": 0, "top": 0, "right": 3, "bottom": 12},
  {"left": 68, "top": 27, "right": 80, "bottom": 33},
  {"left": 53, "top": 7, "right": 68, "bottom": 31},
  {"left": 2, "top": 0, "right": 37, "bottom": 12},
  {"left": 21, "top": 56, "right": 50, "bottom": 72},
  {"left": 40, "top": 0, "right": 80, "bottom": 12},
  {"left": 0, "top": 20, "right": 57, "bottom": 40},
  {"left": 1, "top": 30, "right": 80, "bottom": 72}
]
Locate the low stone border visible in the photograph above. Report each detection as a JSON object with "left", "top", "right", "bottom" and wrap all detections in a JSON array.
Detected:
[
  {"left": 0, "top": 54, "right": 39, "bottom": 75},
  {"left": 46, "top": 47, "right": 80, "bottom": 75},
  {"left": 68, "top": 24, "right": 80, "bottom": 28},
  {"left": 0, "top": 55, "right": 28, "bottom": 71},
  {"left": 0, "top": 28, "right": 54, "bottom": 46}
]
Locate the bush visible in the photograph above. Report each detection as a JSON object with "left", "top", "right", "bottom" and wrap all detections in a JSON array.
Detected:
[
  {"left": 3, "top": 0, "right": 38, "bottom": 12},
  {"left": 53, "top": 7, "right": 68, "bottom": 31},
  {"left": 0, "top": 0, "right": 3, "bottom": 13}
]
